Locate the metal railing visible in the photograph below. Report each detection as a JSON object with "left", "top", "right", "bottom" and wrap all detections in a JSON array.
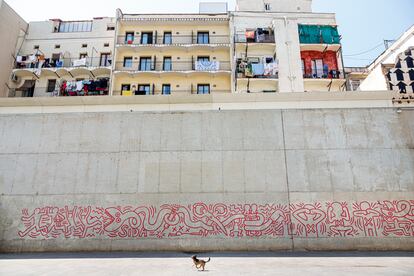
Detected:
[
  {"left": 117, "top": 35, "right": 230, "bottom": 45},
  {"left": 14, "top": 57, "right": 112, "bottom": 69},
  {"left": 8, "top": 86, "right": 109, "bottom": 97},
  {"left": 113, "top": 89, "right": 229, "bottom": 96},
  {"left": 234, "top": 34, "right": 275, "bottom": 43},
  {"left": 303, "top": 69, "right": 343, "bottom": 79},
  {"left": 115, "top": 61, "right": 231, "bottom": 72},
  {"left": 299, "top": 34, "right": 341, "bottom": 44}
]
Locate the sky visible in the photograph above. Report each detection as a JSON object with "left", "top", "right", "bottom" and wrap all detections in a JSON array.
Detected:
[{"left": 4, "top": 0, "right": 414, "bottom": 67}]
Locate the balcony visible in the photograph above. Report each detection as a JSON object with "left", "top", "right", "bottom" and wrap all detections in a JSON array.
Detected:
[
  {"left": 113, "top": 88, "right": 230, "bottom": 96},
  {"left": 114, "top": 60, "right": 231, "bottom": 75},
  {"left": 116, "top": 34, "right": 230, "bottom": 47},
  {"left": 13, "top": 56, "right": 112, "bottom": 78},
  {"left": 236, "top": 59, "right": 279, "bottom": 79},
  {"left": 234, "top": 33, "right": 275, "bottom": 44}
]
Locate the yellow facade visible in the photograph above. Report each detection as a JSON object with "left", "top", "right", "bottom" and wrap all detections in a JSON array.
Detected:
[{"left": 113, "top": 14, "right": 231, "bottom": 96}]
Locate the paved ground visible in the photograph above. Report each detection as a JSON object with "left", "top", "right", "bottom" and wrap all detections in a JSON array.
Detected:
[{"left": 1, "top": 252, "right": 414, "bottom": 276}]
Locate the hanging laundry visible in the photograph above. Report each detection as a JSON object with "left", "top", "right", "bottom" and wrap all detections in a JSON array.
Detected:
[
  {"left": 76, "top": 81, "right": 84, "bottom": 91},
  {"left": 245, "top": 64, "right": 253, "bottom": 77},
  {"left": 25, "top": 55, "right": 37, "bottom": 64},
  {"left": 72, "top": 58, "right": 88, "bottom": 67},
  {"left": 264, "top": 63, "right": 278, "bottom": 76},
  {"left": 245, "top": 30, "right": 255, "bottom": 39},
  {"left": 122, "top": 90, "right": 133, "bottom": 96},
  {"left": 55, "top": 60, "right": 64, "bottom": 68},
  {"left": 251, "top": 63, "right": 265, "bottom": 76}
]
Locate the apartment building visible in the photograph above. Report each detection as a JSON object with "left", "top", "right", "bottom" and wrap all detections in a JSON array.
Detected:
[
  {"left": 0, "top": 0, "right": 27, "bottom": 97},
  {"left": 233, "top": 0, "right": 345, "bottom": 93},
  {"left": 112, "top": 8, "right": 231, "bottom": 96},
  {"left": 9, "top": 17, "right": 116, "bottom": 97},
  {"left": 6, "top": 0, "right": 346, "bottom": 97}
]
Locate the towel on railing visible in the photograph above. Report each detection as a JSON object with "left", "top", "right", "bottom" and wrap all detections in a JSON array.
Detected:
[
  {"left": 72, "top": 58, "right": 88, "bottom": 67},
  {"left": 195, "top": 61, "right": 220, "bottom": 71}
]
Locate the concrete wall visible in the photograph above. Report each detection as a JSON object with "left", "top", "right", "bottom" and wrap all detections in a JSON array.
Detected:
[
  {"left": 0, "top": 98, "right": 413, "bottom": 252},
  {"left": 0, "top": 0, "right": 28, "bottom": 97}
]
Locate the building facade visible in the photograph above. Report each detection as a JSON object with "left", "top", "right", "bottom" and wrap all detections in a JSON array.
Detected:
[
  {"left": 7, "top": 0, "right": 346, "bottom": 97},
  {"left": 359, "top": 25, "right": 414, "bottom": 93},
  {"left": 9, "top": 17, "right": 116, "bottom": 97},
  {"left": 0, "top": 0, "right": 27, "bottom": 97}
]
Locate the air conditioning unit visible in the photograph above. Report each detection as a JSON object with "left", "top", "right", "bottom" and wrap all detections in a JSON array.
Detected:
[{"left": 11, "top": 73, "right": 19, "bottom": 82}]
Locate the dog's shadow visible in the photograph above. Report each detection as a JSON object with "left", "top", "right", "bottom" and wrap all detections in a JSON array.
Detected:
[{"left": 197, "top": 270, "right": 210, "bottom": 273}]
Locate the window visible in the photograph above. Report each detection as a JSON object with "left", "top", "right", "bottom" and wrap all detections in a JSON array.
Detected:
[
  {"left": 123, "top": 57, "right": 133, "bottom": 68},
  {"left": 163, "top": 57, "right": 172, "bottom": 71},
  {"left": 136, "top": 84, "right": 151, "bottom": 95},
  {"left": 264, "top": 3, "right": 271, "bottom": 11},
  {"left": 163, "top": 32, "right": 172, "bottom": 44},
  {"left": 58, "top": 21, "right": 92, "bottom": 33},
  {"left": 197, "top": 84, "right": 210, "bottom": 94},
  {"left": 79, "top": 53, "right": 88, "bottom": 59},
  {"left": 121, "top": 84, "right": 131, "bottom": 95},
  {"left": 82, "top": 44, "right": 88, "bottom": 48},
  {"left": 197, "top": 56, "right": 210, "bottom": 62},
  {"left": 139, "top": 57, "right": 152, "bottom": 71},
  {"left": 34, "top": 45, "right": 39, "bottom": 50},
  {"left": 100, "top": 53, "right": 111, "bottom": 66},
  {"left": 51, "top": 53, "right": 61, "bottom": 66},
  {"left": 107, "top": 26, "right": 115, "bottom": 31},
  {"left": 197, "top": 32, "right": 210, "bottom": 44},
  {"left": 125, "top": 32, "right": 135, "bottom": 44},
  {"left": 55, "top": 45, "right": 61, "bottom": 49},
  {"left": 311, "top": 59, "right": 324, "bottom": 78},
  {"left": 46, "top": 79, "right": 57, "bottom": 93},
  {"left": 104, "top": 43, "right": 110, "bottom": 47},
  {"left": 162, "top": 84, "right": 171, "bottom": 95},
  {"left": 141, "top": 32, "right": 153, "bottom": 45}
]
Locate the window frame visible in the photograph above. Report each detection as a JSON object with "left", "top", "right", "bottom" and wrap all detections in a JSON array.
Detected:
[
  {"left": 197, "top": 84, "right": 210, "bottom": 95},
  {"left": 163, "top": 32, "right": 172, "bottom": 45},
  {"left": 163, "top": 57, "right": 172, "bottom": 71},
  {"left": 162, "top": 84, "right": 171, "bottom": 95},
  {"left": 197, "top": 32, "right": 210, "bottom": 44},
  {"left": 46, "top": 79, "right": 57, "bottom": 93},
  {"left": 123, "top": 57, "right": 133, "bottom": 68},
  {"left": 141, "top": 32, "right": 153, "bottom": 45},
  {"left": 139, "top": 57, "right": 152, "bottom": 71}
]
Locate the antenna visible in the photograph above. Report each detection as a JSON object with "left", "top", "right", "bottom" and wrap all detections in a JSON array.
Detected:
[{"left": 384, "top": 39, "right": 396, "bottom": 50}]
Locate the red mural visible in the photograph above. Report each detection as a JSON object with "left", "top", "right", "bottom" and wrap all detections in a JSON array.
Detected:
[{"left": 18, "top": 201, "right": 414, "bottom": 239}]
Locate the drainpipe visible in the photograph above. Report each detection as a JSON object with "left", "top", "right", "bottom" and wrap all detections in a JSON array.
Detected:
[{"left": 284, "top": 16, "right": 294, "bottom": 92}]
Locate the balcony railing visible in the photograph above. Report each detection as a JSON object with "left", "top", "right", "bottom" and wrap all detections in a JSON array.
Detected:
[
  {"left": 14, "top": 57, "right": 112, "bottom": 69},
  {"left": 113, "top": 89, "right": 229, "bottom": 96},
  {"left": 303, "top": 69, "right": 343, "bottom": 79},
  {"left": 234, "top": 34, "right": 275, "bottom": 43},
  {"left": 9, "top": 86, "right": 109, "bottom": 97},
  {"left": 117, "top": 35, "right": 230, "bottom": 45},
  {"left": 115, "top": 60, "right": 231, "bottom": 72}
]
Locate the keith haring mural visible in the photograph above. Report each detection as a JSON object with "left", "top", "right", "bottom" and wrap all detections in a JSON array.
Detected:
[{"left": 18, "top": 200, "right": 414, "bottom": 239}]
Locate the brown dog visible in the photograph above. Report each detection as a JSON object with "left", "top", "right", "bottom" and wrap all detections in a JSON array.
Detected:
[{"left": 192, "top": 255, "right": 211, "bottom": 271}]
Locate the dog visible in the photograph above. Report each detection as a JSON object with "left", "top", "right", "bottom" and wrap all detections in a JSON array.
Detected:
[{"left": 191, "top": 255, "right": 210, "bottom": 271}]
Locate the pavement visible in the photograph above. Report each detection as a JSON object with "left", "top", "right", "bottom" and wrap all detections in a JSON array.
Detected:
[{"left": 1, "top": 252, "right": 414, "bottom": 276}]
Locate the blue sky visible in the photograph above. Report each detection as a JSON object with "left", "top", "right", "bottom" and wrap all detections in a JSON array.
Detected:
[{"left": 5, "top": 0, "right": 413, "bottom": 67}]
